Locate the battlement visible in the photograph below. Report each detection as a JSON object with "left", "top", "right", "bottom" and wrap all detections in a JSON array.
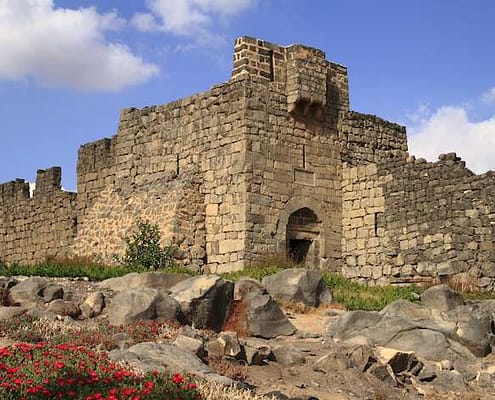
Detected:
[
  {"left": 33, "top": 167, "right": 62, "bottom": 197},
  {"left": 77, "top": 137, "right": 114, "bottom": 175},
  {"left": 0, "top": 178, "right": 30, "bottom": 204},
  {"left": 231, "top": 36, "right": 349, "bottom": 116}
]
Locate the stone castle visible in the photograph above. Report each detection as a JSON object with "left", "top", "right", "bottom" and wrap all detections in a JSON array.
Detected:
[{"left": 1, "top": 37, "right": 495, "bottom": 287}]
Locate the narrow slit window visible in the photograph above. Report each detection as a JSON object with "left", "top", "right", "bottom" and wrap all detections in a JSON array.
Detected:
[
  {"left": 302, "top": 144, "right": 306, "bottom": 169},
  {"left": 374, "top": 212, "right": 383, "bottom": 236},
  {"left": 269, "top": 50, "right": 274, "bottom": 81}
]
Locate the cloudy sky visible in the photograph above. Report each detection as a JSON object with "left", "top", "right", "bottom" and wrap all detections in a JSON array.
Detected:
[{"left": 1, "top": 0, "right": 494, "bottom": 190}]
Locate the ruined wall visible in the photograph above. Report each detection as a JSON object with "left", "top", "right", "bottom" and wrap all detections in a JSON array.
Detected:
[
  {"left": 340, "top": 112, "right": 408, "bottom": 166},
  {"left": 343, "top": 154, "right": 495, "bottom": 289},
  {"left": 0, "top": 168, "right": 76, "bottom": 264},
  {"left": 72, "top": 78, "right": 251, "bottom": 271}
]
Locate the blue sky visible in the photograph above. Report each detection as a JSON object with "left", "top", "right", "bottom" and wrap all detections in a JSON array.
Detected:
[{"left": 1, "top": 0, "right": 495, "bottom": 191}]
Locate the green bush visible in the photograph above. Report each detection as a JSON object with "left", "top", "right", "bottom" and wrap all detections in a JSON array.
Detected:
[{"left": 120, "top": 220, "right": 177, "bottom": 270}]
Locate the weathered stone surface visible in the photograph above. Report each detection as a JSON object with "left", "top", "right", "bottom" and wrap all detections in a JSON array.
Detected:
[
  {"left": 243, "top": 338, "right": 272, "bottom": 365},
  {"left": 173, "top": 334, "right": 204, "bottom": 357},
  {"left": 244, "top": 292, "right": 296, "bottom": 339},
  {"left": 108, "top": 288, "right": 179, "bottom": 326},
  {"left": 261, "top": 268, "right": 332, "bottom": 307},
  {"left": 206, "top": 331, "right": 241, "bottom": 358},
  {"left": 433, "top": 370, "right": 467, "bottom": 392},
  {"left": 46, "top": 299, "right": 81, "bottom": 318},
  {"left": 328, "top": 302, "right": 486, "bottom": 364},
  {"left": 272, "top": 345, "right": 306, "bottom": 366},
  {"left": 42, "top": 285, "right": 64, "bottom": 302},
  {"left": 0, "top": 306, "right": 26, "bottom": 320},
  {"left": 109, "top": 342, "right": 234, "bottom": 385},
  {"left": 420, "top": 285, "right": 464, "bottom": 312},
  {"left": 374, "top": 347, "right": 417, "bottom": 374},
  {"left": 98, "top": 272, "right": 190, "bottom": 292},
  {"left": 169, "top": 275, "right": 233, "bottom": 331},
  {"left": 80, "top": 291, "right": 105, "bottom": 319},
  {"left": 9, "top": 277, "right": 48, "bottom": 305},
  {"left": 233, "top": 277, "right": 266, "bottom": 301},
  {"left": 313, "top": 350, "right": 349, "bottom": 372}
]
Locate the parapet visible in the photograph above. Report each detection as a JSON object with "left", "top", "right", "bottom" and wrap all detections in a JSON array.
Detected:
[
  {"left": 77, "top": 137, "right": 114, "bottom": 175},
  {"left": 0, "top": 178, "right": 30, "bottom": 204},
  {"left": 33, "top": 167, "right": 62, "bottom": 197},
  {"left": 231, "top": 36, "right": 349, "bottom": 115}
]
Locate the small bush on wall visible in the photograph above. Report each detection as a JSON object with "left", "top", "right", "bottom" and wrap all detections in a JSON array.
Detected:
[{"left": 119, "top": 220, "right": 177, "bottom": 270}]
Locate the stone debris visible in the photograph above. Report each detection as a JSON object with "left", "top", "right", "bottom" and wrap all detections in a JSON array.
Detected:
[{"left": 0, "top": 271, "right": 495, "bottom": 398}]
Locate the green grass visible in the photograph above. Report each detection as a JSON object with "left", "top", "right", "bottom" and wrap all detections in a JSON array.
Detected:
[
  {"left": 323, "top": 273, "right": 422, "bottom": 311},
  {"left": 220, "top": 264, "right": 285, "bottom": 282},
  {"left": 0, "top": 260, "right": 197, "bottom": 281}
]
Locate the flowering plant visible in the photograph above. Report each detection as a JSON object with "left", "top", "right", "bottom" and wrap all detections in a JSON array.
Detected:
[{"left": 0, "top": 342, "right": 201, "bottom": 400}]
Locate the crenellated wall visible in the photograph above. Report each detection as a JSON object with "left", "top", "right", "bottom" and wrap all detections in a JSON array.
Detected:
[{"left": 0, "top": 168, "right": 77, "bottom": 264}]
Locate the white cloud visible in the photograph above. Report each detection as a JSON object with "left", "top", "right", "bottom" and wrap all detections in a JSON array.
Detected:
[
  {"left": 132, "top": 0, "right": 255, "bottom": 39},
  {"left": 482, "top": 86, "right": 495, "bottom": 105},
  {"left": 0, "top": 0, "right": 159, "bottom": 91},
  {"left": 407, "top": 105, "right": 495, "bottom": 174}
]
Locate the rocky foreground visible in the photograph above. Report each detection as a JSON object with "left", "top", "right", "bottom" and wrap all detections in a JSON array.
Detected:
[{"left": 1, "top": 268, "right": 495, "bottom": 399}]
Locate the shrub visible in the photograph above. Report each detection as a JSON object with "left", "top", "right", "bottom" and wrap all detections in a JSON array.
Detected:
[{"left": 120, "top": 220, "right": 177, "bottom": 270}]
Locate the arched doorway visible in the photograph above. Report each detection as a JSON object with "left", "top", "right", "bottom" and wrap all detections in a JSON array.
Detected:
[{"left": 286, "top": 207, "right": 321, "bottom": 264}]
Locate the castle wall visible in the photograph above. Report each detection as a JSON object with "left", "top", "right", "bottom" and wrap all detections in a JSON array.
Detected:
[
  {"left": 340, "top": 112, "right": 408, "bottom": 165},
  {"left": 0, "top": 168, "right": 77, "bottom": 264},
  {"left": 343, "top": 154, "right": 495, "bottom": 289},
  {"left": 72, "top": 78, "right": 251, "bottom": 271},
  {"left": 235, "top": 40, "right": 348, "bottom": 272},
  {"left": 2, "top": 35, "right": 493, "bottom": 286}
]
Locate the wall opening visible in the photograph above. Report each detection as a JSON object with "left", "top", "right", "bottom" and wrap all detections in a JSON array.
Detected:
[{"left": 286, "top": 207, "right": 320, "bottom": 264}]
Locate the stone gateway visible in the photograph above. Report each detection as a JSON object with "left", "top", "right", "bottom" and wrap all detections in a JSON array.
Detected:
[{"left": 1, "top": 37, "right": 494, "bottom": 287}]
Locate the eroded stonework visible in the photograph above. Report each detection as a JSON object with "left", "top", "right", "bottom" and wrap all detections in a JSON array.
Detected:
[{"left": 1, "top": 37, "right": 494, "bottom": 287}]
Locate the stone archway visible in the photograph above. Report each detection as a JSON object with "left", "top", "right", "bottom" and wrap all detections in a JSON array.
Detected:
[
  {"left": 276, "top": 195, "right": 329, "bottom": 266},
  {"left": 286, "top": 207, "right": 321, "bottom": 264}
]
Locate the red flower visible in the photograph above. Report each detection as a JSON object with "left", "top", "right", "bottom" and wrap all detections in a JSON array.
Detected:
[
  {"left": 54, "top": 361, "right": 65, "bottom": 369},
  {"left": 172, "top": 373, "right": 185, "bottom": 384}
]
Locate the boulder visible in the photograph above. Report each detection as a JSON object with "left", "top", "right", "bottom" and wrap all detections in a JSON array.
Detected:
[
  {"left": 108, "top": 288, "right": 180, "bottom": 326},
  {"left": 444, "top": 305, "right": 493, "bottom": 357},
  {"left": 206, "top": 331, "right": 242, "bottom": 358},
  {"left": 169, "top": 275, "right": 233, "bottom": 331},
  {"left": 271, "top": 345, "right": 306, "bottom": 366},
  {"left": 244, "top": 292, "right": 296, "bottom": 338},
  {"left": 420, "top": 284, "right": 464, "bottom": 312},
  {"left": 109, "top": 341, "right": 234, "bottom": 385},
  {"left": 42, "top": 285, "right": 64, "bottom": 302},
  {"left": 0, "top": 306, "right": 26, "bottom": 320},
  {"left": 9, "top": 277, "right": 47, "bottom": 305},
  {"left": 243, "top": 338, "right": 272, "bottom": 365},
  {"left": 233, "top": 277, "right": 266, "bottom": 301},
  {"left": 173, "top": 334, "right": 205, "bottom": 358},
  {"left": 374, "top": 347, "right": 418, "bottom": 375},
  {"left": 328, "top": 309, "right": 480, "bottom": 363},
  {"left": 433, "top": 370, "right": 467, "bottom": 392},
  {"left": 98, "top": 272, "right": 190, "bottom": 292},
  {"left": 80, "top": 291, "right": 105, "bottom": 319},
  {"left": 313, "top": 350, "right": 350, "bottom": 372},
  {"left": 261, "top": 268, "right": 332, "bottom": 307},
  {"left": 47, "top": 299, "right": 81, "bottom": 318}
]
